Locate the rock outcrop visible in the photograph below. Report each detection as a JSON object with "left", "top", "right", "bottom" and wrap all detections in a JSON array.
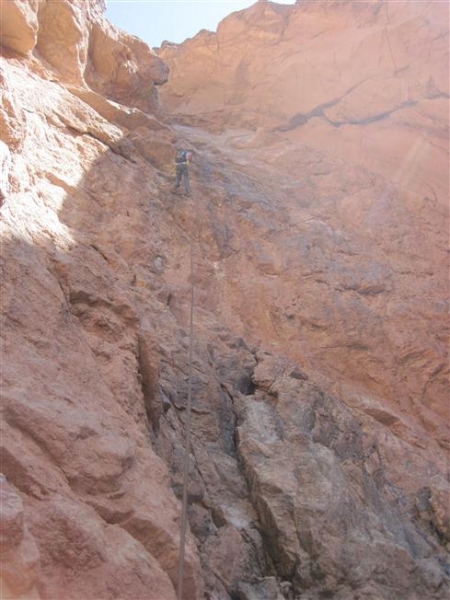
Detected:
[
  {"left": 1, "top": 1, "right": 449, "bottom": 599},
  {"left": 1, "top": 0, "right": 167, "bottom": 111}
]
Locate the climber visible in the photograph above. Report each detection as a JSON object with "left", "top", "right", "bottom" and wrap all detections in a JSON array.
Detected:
[{"left": 173, "top": 148, "right": 193, "bottom": 196}]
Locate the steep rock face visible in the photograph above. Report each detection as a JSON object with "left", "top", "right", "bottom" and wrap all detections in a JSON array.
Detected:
[
  {"left": 149, "top": 121, "right": 449, "bottom": 469},
  {"left": 0, "top": 0, "right": 168, "bottom": 111},
  {"left": 158, "top": 0, "right": 449, "bottom": 452},
  {"left": 0, "top": 4, "right": 198, "bottom": 600},
  {"left": 234, "top": 353, "right": 449, "bottom": 598},
  {"left": 1, "top": 1, "right": 449, "bottom": 600},
  {"left": 0, "top": 0, "right": 40, "bottom": 56},
  {"left": 159, "top": 0, "right": 449, "bottom": 200}
]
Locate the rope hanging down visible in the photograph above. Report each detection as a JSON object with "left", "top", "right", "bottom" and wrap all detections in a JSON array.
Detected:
[{"left": 176, "top": 237, "right": 195, "bottom": 600}]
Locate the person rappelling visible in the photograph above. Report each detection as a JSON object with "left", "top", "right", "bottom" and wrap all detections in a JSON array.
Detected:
[{"left": 173, "top": 148, "right": 193, "bottom": 196}]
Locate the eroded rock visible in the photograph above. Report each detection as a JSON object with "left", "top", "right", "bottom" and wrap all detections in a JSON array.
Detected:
[
  {"left": 0, "top": 475, "right": 24, "bottom": 552},
  {"left": 159, "top": 0, "right": 449, "bottom": 199},
  {"left": 0, "top": 0, "right": 39, "bottom": 55},
  {"left": 234, "top": 373, "right": 450, "bottom": 598},
  {"left": 0, "top": 476, "right": 40, "bottom": 598},
  {"left": 0, "top": 0, "right": 448, "bottom": 599}
]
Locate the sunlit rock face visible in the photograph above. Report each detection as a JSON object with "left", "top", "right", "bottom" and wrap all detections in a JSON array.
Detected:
[
  {"left": 159, "top": 0, "right": 449, "bottom": 199},
  {"left": 159, "top": 0, "right": 449, "bottom": 447},
  {"left": 1, "top": 1, "right": 449, "bottom": 599},
  {"left": 0, "top": 0, "right": 168, "bottom": 110},
  {"left": 0, "top": 0, "right": 40, "bottom": 56}
]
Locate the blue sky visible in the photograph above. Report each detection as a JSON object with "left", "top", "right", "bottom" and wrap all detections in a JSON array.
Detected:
[{"left": 105, "top": 0, "right": 296, "bottom": 48}]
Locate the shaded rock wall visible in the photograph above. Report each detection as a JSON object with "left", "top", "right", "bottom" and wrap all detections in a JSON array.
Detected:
[{"left": 1, "top": 1, "right": 449, "bottom": 600}]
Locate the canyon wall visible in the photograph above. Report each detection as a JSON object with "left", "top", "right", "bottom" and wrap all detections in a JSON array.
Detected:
[
  {"left": 1, "top": 1, "right": 449, "bottom": 599},
  {"left": 159, "top": 0, "right": 449, "bottom": 201}
]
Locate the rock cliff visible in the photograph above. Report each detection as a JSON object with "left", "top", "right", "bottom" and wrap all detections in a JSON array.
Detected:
[
  {"left": 159, "top": 0, "right": 449, "bottom": 200},
  {"left": 1, "top": 1, "right": 449, "bottom": 600}
]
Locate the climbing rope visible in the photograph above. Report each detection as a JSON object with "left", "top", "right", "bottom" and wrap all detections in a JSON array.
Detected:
[{"left": 176, "top": 236, "right": 195, "bottom": 600}]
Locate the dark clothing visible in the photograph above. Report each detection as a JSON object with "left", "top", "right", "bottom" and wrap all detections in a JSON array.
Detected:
[{"left": 174, "top": 162, "right": 191, "bottom": 194}]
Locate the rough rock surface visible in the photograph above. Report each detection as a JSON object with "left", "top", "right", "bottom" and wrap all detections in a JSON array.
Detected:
[
  {"left": 159, "top": 0, "right": 449, "bottom": 200},
  {"left": 0, "top": 0, "right": 167, "bottom": 110},
  {"left": 0, "top": 1, "right": 449, "bottom": 600}
]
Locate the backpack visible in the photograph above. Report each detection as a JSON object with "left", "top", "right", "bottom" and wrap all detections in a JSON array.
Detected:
[{"left": 175, "top": 149, "right": 188, "bottom": 164}]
